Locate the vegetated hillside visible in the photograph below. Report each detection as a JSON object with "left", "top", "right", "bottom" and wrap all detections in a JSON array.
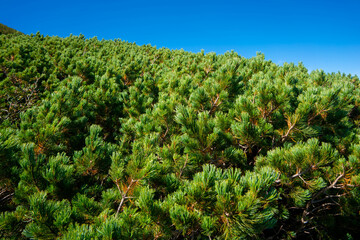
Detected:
[
  {"left": 0, "top": 23, "right": 22, "bottom": 35},
  {"left": 0, "top": 33, "right": 360, "bottom": 239}
]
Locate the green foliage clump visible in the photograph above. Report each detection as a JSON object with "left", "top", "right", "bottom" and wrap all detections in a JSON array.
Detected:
[
  {"left": 0, "top": 23, "right": 22, "bottom": 35},
  {"left": 1, "top": 33, "right": 360, "bottom": 239}
]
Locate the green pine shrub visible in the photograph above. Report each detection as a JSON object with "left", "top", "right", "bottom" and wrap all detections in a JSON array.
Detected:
[{"left": 0, "top": 33, "right": 359, "bottom": 239}]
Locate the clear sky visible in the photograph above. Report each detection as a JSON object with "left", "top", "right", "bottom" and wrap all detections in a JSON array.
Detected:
[{"left": 2, "top": 0, "right": 359, "bottom": 76}]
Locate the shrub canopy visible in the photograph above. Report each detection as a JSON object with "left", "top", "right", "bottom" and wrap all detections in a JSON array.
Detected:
[{"left": 1, "top": 33, "right": 360, "bottom": 239}]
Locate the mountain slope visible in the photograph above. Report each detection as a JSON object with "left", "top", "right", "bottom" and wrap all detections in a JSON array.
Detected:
[
  {"left": 0, "top": 23, "right": 22, "bottom": 34},
  {"left": 0, "top": 33, "right": 359, "bottom": 239}
]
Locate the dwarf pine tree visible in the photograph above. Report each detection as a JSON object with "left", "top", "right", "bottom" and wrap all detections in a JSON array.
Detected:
[{"left": 0, "top": 33, "right": 360, "bottom": 239}]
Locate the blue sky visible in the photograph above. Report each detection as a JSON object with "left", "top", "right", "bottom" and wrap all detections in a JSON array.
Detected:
[{"left": 2, "top": 0, "right": 359, "bottom": 75}]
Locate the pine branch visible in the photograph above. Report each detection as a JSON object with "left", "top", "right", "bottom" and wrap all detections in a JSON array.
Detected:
[
  {"left": 300, "top": 173, "right": 345, "bottom": 228},
  {"left": 115, "top": 178, "right": 138, "bottom": 217},
  {"left": 281, "top": 122, "right": 296, "bottom": 142},
  {"left": 311, "top": 173, "right": 345, "bottom": 203},
  {"left": 208, "top": 94, "right": 221, "bottom": 115},
  {"left": 263, "top": 102, "right": 280, "bottom": 121},
  {"left": 307, "top": 108, "right": 330, "bottom": 125},
  {"left": 179, "top": 154, "right": 188, "bottom": 178},
  {"left": 311, "top": 193, "right": 346, "bottom": 204},
  {"left": 306, "top": 202, "right": 338, "bottom": 217},
  {"left": 290, "top": 167, "right": 313, "bottom": 186}
]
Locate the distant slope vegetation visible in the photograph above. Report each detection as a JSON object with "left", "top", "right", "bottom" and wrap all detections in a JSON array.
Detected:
[
  {"left": 0, "top": 23, "right": 22, "bottom": 35},
  {"left": 0, "top": 33, "right": 360, "bottom": 239}
]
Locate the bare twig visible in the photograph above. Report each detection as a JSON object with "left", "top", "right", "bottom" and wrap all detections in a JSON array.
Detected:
[
  {"left": 179, "top": 154, "right": 188, "bottom": 178},
  {"left": 311, "top": 173, "right": 344, "bottom": 203},
  {"left": 115, "top": 179, "right": 138, "bottom": 217},
  {"left": 282, "top": 122, "right": 296, "bottom": 142},
  {"left": 209, "top": 94, "right": 221, "bottom": 115}
]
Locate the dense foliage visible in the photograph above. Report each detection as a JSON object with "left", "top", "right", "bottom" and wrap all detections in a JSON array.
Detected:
[
  {"left": 1, "top": 32, "right": 360, "bottom": 239},
  {"left": 0, "top": 23, "right": 22, "bottom": 35}
]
